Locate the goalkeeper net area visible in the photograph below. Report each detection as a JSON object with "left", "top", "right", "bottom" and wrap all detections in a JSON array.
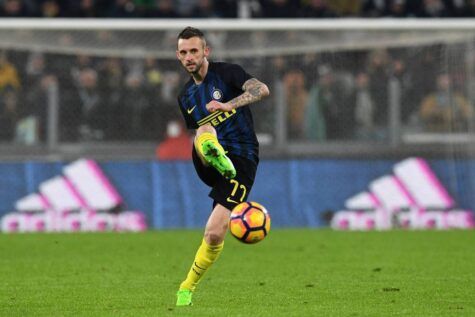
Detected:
[{"left": 0, "top": 19, "right": 474, "bottom": 159}]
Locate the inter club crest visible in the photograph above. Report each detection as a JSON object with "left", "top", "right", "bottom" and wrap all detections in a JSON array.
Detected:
[{"left": 212, "top": 88, "right": 223, "bottom": 100}]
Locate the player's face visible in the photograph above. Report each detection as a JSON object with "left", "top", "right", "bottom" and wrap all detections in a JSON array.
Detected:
[{"left": 176, "top": 37, "right": 209, "bottom": 74}]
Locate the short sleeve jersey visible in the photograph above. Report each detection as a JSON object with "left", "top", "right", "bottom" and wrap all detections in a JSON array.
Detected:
[{"left": 177, "top": 61, "right": 259, "bottom": 164}]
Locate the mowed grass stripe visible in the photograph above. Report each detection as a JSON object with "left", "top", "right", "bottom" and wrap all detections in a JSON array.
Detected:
[{"left": 0, "top": 229, "right": 474, "bottom": 317}]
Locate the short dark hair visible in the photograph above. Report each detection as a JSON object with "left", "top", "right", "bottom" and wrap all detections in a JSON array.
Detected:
[{"left": 177, "top": 26, "right": 206, "bottom": 43}]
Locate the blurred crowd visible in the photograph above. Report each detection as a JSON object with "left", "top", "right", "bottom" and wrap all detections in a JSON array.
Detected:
[
  {"left": 0, "top": 50, "right": 185, "bottom": 143},
  {"left": 2, "top": 0, "right": 475, "bottom": 19},
  {"left": 271, "top": 47, "right": 474, "bottom": 141},
  {"left": 0, "top": 0, "right": 475, "bottom": 147},
  {"left": 1, "top": 43, "right": 473, "bottom": 145}
]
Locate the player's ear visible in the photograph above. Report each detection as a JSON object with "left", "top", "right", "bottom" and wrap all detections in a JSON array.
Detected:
[
  {"left": 176, "top": 50, "right": 180, "bottom": 60},
  {"left": 204, "top": 45, "right": 210, "bottom": 58}
]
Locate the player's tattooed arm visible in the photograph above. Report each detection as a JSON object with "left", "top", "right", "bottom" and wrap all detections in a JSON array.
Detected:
[
  {"left": 229, "top": 78, "right": 270, "bottom": 109},
  {"left": 206, "top": 78, "right": 270, "bottom": 113}
]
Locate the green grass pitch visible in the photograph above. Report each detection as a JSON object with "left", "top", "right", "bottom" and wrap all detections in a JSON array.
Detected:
[{"left": 1, "top": 229, "right": 474, "bottom": 316}]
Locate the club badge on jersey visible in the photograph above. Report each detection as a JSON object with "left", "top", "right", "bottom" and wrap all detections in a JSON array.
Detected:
[{"left": 212, "top": 88, "right": 223, "bottom": 100}]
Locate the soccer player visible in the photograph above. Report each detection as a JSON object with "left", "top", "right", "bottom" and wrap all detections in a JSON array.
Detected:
[{"left": 175, "top": 26, "right": 270, "bottom": 306}]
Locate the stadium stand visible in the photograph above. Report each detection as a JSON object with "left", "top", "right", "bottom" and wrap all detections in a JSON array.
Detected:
[{"left": 1, "top": 1, "right": 475, "bottom": 19}]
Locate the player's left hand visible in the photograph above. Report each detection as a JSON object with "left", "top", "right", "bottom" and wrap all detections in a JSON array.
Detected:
[{"left": 206, "top": 100, "right": 234, "bottom": 113}]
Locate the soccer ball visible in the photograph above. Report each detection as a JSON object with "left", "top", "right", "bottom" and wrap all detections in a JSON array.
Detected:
[{"left": 229, "top": 201, "right": 271, "bottom": 244}]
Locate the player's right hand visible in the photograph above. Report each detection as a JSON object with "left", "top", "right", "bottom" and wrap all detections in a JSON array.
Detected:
[{"left": 206, "top": 100, "right": 233, "bottom": 113}]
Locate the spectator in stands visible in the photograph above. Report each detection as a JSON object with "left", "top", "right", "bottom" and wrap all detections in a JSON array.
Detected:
[
  {"left": 385, "top": 0, "right": 409, "bottom": 17},
  {"left": 389, "top": 58, "right": 416, "bottom": 124},
  {"left": 215, "top": 0, "right": 238, "bottom": 17},
  {"left": 98, "top": 57, "right": 124, "bottom": 93},
  {"left": 306, "top": 64, "right": 353, "bottom": 140},
  {"left": 0, "top": 51, "right": 21, "bottom": 140},
  {"left": 0, "top": 51, "right": 20, "bottom": 93},
  {"left": 107, "top": 0, "right": 137, "bottom": 17},
  {"left": 410, "top": 48, "right": 438, "bottom": 107},
  {"left": 263, "top": 56, "right": 287, "bottom": 85},
  {"left": 25, "top": 52, "right": 46, "bottom": 88},
  {"left": 258, "top": 0, "right": 299, "bottom": 18},
  {"left": 0, "top": 86, "right": 19, "bottom": 140},
  {"left": 361, "top": 0, "right": 435, "bottom": 17},
  {"left": 174, "top": 0, "right": 197, "bottom": 16},
  {"left": 190, "top": 0, "right": 218, "bottom": 18},
  {"left": 360, "top": 0, "right": 387, "bottom": 17},
  {"left": 283, "top": 69, "right": 308, "bottom": 139},
  {"left": 416, "top": 0, "right": 451, "bottom": 17},
  {"left": 440, "top": 0, "right": 466, "bottom": 16},
  {"left": 153, "top": 70, "right": 183, "bottom": 140},
  {"left": 156, "top": 120, "right": 192, "bottom": 160},
  {"left": 40, "top": 0, "right": 62, "bottom": 17},
  {"left": 460, "top": 0, "right": 475, "bottom": 17},
  {"left": 144, "top": 57, "right": 162, "bottom": 92},
  {"left": 75, "top": 68, "right": 106, "bottom": 140},
  {"left": 146, "top": 0, "right": 180, "bottom": 18},
  {"left": 22, "top": 51, "right": 49, "bottom": 142},
  {"left": 142, "top": 57, "right": 166, "bottom": 140},
  {"left": 328, "top": 0, "right": 361, "bottom": 16},
  {"left": 97, "top": 57, "right": 126, "bottom": 140},
  {"left": 253, "top": 56, "right": 285, "bottom": 135},
  {"left": 0, "top": 0, "right": 30, "bottom": 17},
  {"left": 71, "top": 54, "right": 95, "bottom": 87},
  {"left": 419, "top": 73, "right": 473, "bottom": 132},
  {"left": 351, "top": 72, "right": 376, "bottom": 140},
  {"left": 66, "top": 0, "right": 100, "bottom": 18},
  {"left": 299, "top": 0, "right": 338, "bottom": 18},
  {"left": 304, "top": 73, "right": 326, "bottom": 141},
  {"left": 160, "top": 71, "right": 181, "bottom": 104},
  {"left": 367, "top": 49, "right": 390, "bottom": 139},
  {"left": 301, "top": 53, "right": 321, "bottom": 89},
  {"left": 133, "top": 0, "right": 155, "bottom": 16},
  {"left": 47, "top": 54, "right": 83, "bottom": 142},
  {"left": 123, "top": 72, "right": 150, "bottom": 139}
]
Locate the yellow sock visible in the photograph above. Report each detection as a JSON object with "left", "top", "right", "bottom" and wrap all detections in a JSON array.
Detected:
[
  {"left": 195, "top": 132, "right": 225, "bottom": 157},
  {"left": 179, "top": 239, "right": 224, "bottom": 292}
]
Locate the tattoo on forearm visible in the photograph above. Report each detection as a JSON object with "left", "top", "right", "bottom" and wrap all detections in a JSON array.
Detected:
[
  {"left": 248, "top": 86, "right": 261, "bottom": 97},
  {"left": 229, "top": 78, "right": 268, "bottom": 109}
]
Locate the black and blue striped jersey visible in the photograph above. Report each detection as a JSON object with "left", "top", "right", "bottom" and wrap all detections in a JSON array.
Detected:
[{"left": 178, "top": 61, "right": 259, "bottom": 164}]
